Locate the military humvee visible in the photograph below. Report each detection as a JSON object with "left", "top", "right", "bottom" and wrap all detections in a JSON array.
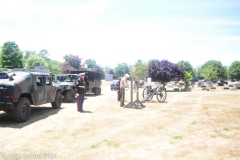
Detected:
[
  {"left": 0, "top": 67, "right": 62, "bottom": 122},
  {"left": 70, "top": 71, "right": 102, "bottom": 95},
  {"left": 52, "top": 74, "right": 78, "bottom": 102}
]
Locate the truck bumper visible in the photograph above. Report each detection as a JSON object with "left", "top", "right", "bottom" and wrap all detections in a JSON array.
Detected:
[{"left": 0, "top": 102, "right": 14, "bottom": 110}]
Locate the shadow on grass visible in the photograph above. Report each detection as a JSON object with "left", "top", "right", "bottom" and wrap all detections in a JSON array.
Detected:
[{"left": 0, "top": 106, "right": 62, "bottom": 128}]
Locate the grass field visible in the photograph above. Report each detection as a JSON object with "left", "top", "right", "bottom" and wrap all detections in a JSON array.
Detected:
[{"left": 0, "top": 80, "right": 239, "bottom": 159}]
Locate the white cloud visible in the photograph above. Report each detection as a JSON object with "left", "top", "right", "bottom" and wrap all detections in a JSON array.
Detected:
[
  {"left": 0, "top": 0, "right": 239, "bottom": 69},
  {"left": 0, "top": 25, "right": 14, "bottom": 45},
  {"left": 0, "top": 0, "right": 31, "bottom": 21},
  {"left": 16, "top": 24, "right": 238, "bottom": 68},
  {"left": 62, "top": 0, "right": 113, "bottom": 25},
  {"left": 0, "top": 0, "right": 113, "bottom": 24}
]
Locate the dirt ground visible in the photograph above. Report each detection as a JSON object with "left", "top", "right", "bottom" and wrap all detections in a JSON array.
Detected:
[{"left": 0, "top": 80, "right": 240, "bottom": 160}]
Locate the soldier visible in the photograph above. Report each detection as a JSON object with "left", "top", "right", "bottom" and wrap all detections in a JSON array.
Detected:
[
  {"left": 120, "top": 74, "right": 129, "bottom": 107},
  {"left": 75, "top": 73, "right": 86, "bottom": 112}
]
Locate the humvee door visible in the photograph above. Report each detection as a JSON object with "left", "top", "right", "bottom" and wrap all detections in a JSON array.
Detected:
[{"left": 34, "top": 76, "right": 45, "bottom": 102}]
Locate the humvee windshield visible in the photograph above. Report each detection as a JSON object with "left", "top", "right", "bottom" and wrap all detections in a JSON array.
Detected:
[{"left": 53, "top": 75, "right": 77, "bottom": 83}]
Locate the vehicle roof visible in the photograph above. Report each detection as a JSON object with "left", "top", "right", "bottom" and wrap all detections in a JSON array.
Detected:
[
  {"left": 14, "top": 71, "right": 51, "bottom": 76},
  {"left": 111, "top": 80, "right": 118, "bottom": 83},
  {"left": 0, "top": 67, "right": 51, "bottom": 77},
  {"left": 52, "top": 74, "right": 78, "bottom": 76},
  {"left": 70, "top": 70, "right": 101, "bottom": 80},
  {"left": 70, "top": 70, "right": 101, "bottom": 74}
]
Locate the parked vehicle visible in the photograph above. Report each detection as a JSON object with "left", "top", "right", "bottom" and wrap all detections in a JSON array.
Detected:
[
  {"left": 111, "top": 80, "right": 119, "bottom": 90},
  {"left": 0, "top": 67, "right": 62, "bottom": 122},
  {"left": 190, "top": 77, "right": 198, "bottom": 82},
  {"left": 198, "top": 80, "right": 205, "bottom": 86},
  {"left": 211, "top": 79, "right": 217, "bottom": 83},
  {"left": 52, "top": 74, "right": 78, "bottom": 102},
  {"left": 139, "top": 79, "right": 145, "bottom": 87},
  {"left": 218, "top": 79, "right": 228, "bottom": 86}
]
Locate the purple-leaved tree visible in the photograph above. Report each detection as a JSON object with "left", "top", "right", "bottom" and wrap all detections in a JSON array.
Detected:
[{"left": 146, "top": 60, "right": 184, "bottom": 86}]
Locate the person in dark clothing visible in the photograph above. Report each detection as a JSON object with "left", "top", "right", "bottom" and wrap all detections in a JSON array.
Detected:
[
  {"left": 75, "top": 73, "right": 86, "bottom": 112},
  {"left": 116, "top": 77, "right": 122, "bottom": 101}
]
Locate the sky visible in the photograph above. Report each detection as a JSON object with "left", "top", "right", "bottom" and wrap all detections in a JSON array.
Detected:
[{"left": 0, "top": 0, "right": 240, "bottom": 68}]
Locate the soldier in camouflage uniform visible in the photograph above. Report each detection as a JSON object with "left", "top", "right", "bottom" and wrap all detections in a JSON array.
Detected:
[{"left": 75, "top": 73, "right": 86, "bottom": 112}]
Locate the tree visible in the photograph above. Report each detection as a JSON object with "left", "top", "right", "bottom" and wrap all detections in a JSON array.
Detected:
[
  {"left": 195, "top": 66, "right": 202, "bottom": 78},
  {"left": 199, "top": 60, "right": 227, "bottom": 79},
  {"left": 148, "top": 59, "right": 159, "bottom": 65},
  {"left": 84, "top": 58, "right": 96, "bottom": 69},
  {"left": 92, "top": 64, "right": 105, "bottom": 79},
  {"left": 22, "top": 50, "right": 37, "bottom": 67},
  {"left": 114, "top": 63, "right": 130, "bottom": 78},
  {"left": 0, "top": 50, "right": 2, "bottom": 67},
  {"left": 146, "top": 60, "right": 184, "bottom": 85},
  {"left": 24, "top": 55, "right": 49, "bottom": 69},
  {"left": 39, "top": 49, "right": 49, "bottom": 58},
  {"left": 48, "top": 60, "right": 61, "bottom": 74},
  {"left": 130, "top": 60, "right": 148, "bottom": 79},
  {"left": 183, "top": 72, "right": 192, "bottom": 90},
  {"left": 200, "top": 64, "right": 218, "bottom": 80},
  {"left": 108, "top": 69, "right": 114, "bottom": 74},
  {"left": 178, "top": 60, "right": 195, "bottom": 77},
  {"left": 1, "top": 41, "right": 23, "bottom": 68},
  {"left": 228, "top": 61, "right": 240, "bottom": 81},
  {"left": 223, "top": 66, "right": 228, "bottom": 79},
  {"left": 108, "top": 69, "right": 117, "bottom": 79},
  {"left": 61, "top": 62, "right": 77, "bottom": 74},
  {"left": 63, "top": 54, "right": 73, "bottom": 61},
  {"left": 64, "top": 55, "right": 82, "bottom": 70},
  {"left": 104, "top": 65, "right": 112, "bottom": 73}
]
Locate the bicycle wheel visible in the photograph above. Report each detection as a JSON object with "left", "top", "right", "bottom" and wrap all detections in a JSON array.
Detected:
[
  {"left": 156, "top": 87, "right": 167, "bottom": 103},
  {"left": 142, "top": 86, "right": 153, "bottom": 101}
]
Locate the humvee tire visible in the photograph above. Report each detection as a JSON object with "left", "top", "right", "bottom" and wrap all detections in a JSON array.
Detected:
[
  {"left": 51, "top": 91, "right": 62, "bottom": 109},
  {"left": 94, "top": 87, "right": 101, "bottom": 95},
  {"left": 98, "top": 88, "right": 101, "bottom": 95},
  {"left": 12, "top": 97, "right": 31, "bottom": 123},
  {"left": 65, "top": 89, "right": 75, "bottom": 102}
]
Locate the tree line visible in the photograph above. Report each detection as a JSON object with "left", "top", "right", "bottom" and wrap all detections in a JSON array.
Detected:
[
  {"left": 0, "top": 41, "right": 104, "bottom": 77},
  {"left": 1, "top": 41, "right": 240, "bottom": 82}
]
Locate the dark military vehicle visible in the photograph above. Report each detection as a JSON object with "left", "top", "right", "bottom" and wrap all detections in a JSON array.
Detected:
[
  {"left": 0, "top": 67, "right": 62, "bottom": 122},
  {"left": 52, "top": 74, "right": 78, "bottom": 102},
  {"left": 71, "top": 71, "right": 102, "bottom": 95}
]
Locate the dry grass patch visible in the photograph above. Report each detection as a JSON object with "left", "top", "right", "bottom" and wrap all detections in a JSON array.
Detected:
[
  {"left": 1, "top": 82, "right": 240, "bottom": 159},
  {"left": 90, "top": 139, "right": 121, "bottom": 149}
]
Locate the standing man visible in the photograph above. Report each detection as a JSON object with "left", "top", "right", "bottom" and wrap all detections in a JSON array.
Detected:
[
  {"left": 120, "top": 74, "right": 129, "bottom": 107},
  {"left": 75, "top": 73, "right": 86, "bottom": 112}
]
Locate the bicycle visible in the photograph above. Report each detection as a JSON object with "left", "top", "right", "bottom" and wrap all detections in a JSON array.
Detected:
[{"left": 142, "top": 85, "right": 167, "bottom": 103}]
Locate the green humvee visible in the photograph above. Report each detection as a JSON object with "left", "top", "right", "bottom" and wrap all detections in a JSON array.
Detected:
[
  {"left": 52, "top": 74, "right": 78, "bottom": 102},
  {"left": 0, "top": 67, "right": 62, "bottom": 122}
]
